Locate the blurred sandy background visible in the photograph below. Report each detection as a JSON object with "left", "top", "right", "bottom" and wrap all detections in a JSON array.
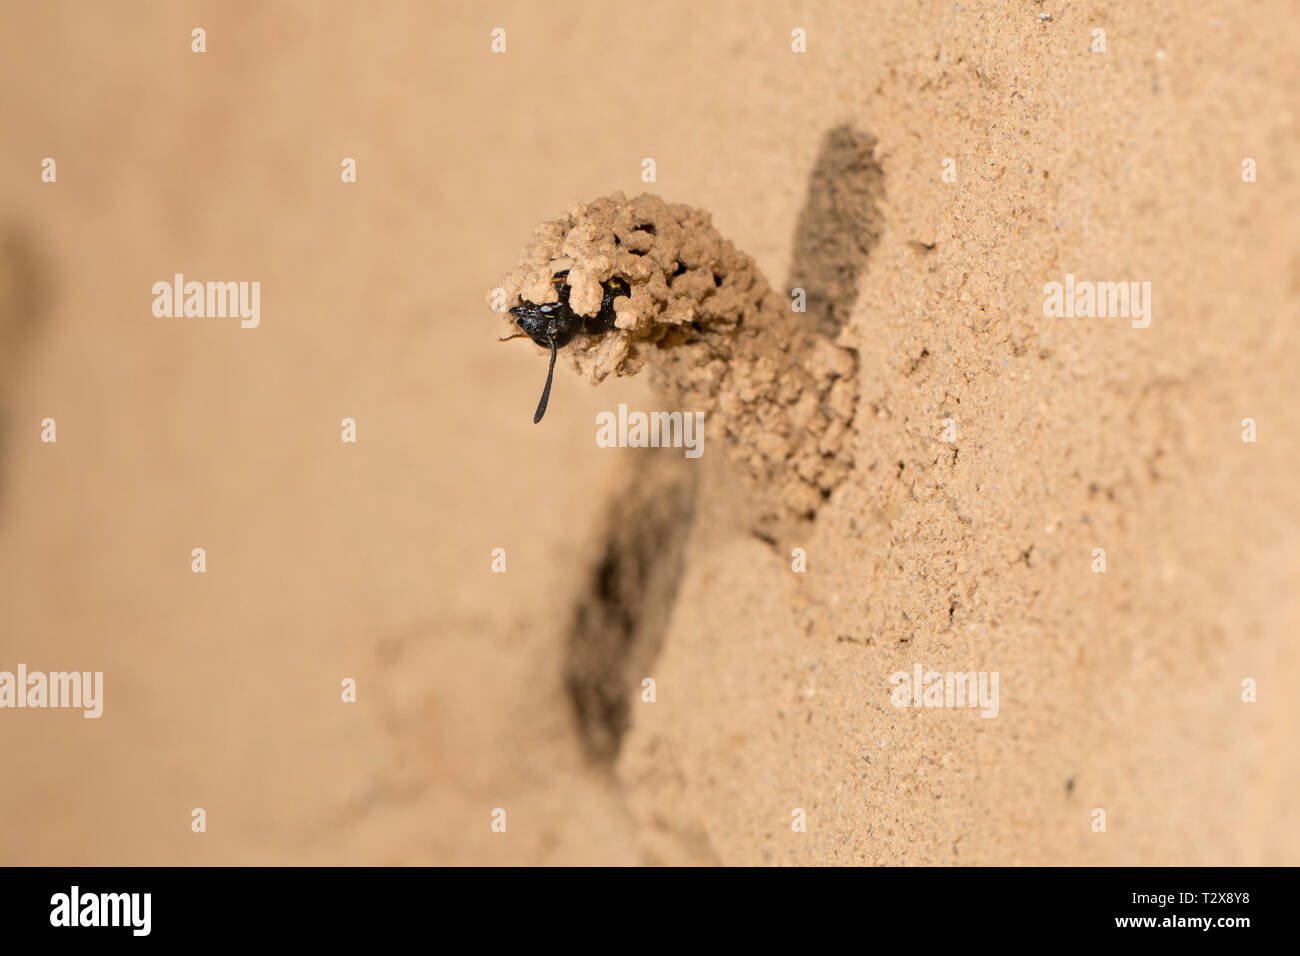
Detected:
[{"left": 1, "top": 0, "right": 1297, "bottom": 865}]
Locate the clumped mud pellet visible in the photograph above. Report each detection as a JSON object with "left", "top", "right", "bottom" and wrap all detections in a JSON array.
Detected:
[{"left": 493, "top": 192, "right": 859, "bottom": 523}]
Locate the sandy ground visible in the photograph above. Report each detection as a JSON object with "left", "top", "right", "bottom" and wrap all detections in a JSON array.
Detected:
[{"left": 1, "top": 1, "right": 1297, "bottom": 865}]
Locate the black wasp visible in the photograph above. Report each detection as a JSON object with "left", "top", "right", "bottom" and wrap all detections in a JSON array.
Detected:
[{"left": 503, "top": 269, "right": 629, "bottom": 423}]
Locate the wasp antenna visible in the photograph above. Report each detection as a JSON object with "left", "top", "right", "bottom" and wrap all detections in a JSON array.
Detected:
[{"left": 533, "top": 336, "right": 558, "bottom": 424}]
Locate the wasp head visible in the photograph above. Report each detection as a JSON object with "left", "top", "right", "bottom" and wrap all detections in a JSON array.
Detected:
[{"left": 502, "top": 269, "right": 629, "bottom": 424}]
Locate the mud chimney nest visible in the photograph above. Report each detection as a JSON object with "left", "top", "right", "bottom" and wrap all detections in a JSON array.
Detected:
[{"left": 493, "top": 192, "right": 858, "bottom": 522}]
